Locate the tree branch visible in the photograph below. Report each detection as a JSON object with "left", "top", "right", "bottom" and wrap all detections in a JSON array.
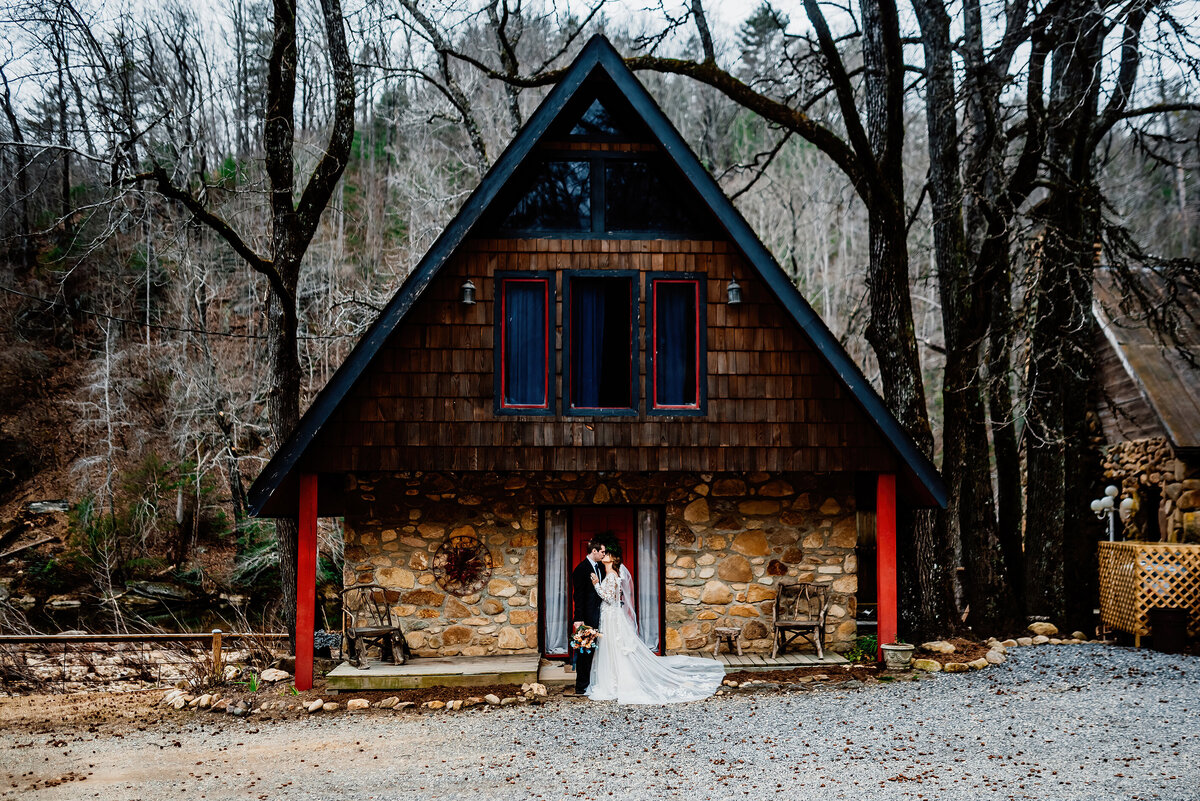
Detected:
[
  {"left": 799, "top": 0, "right": 880, "bottom": 195},
  {"left": 295, "top": 0, "right": 356, "bottom": 250},
  {"left": 690, "top": 0, "right": 716, "bottom": 64},
  {"left": 1092, "top": 0, "right": 1161, "bottom": 148},
  {"left": 130, "top": 165, "right": 285, "bottom": 304}
]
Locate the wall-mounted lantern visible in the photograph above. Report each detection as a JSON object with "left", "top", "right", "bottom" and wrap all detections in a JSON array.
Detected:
[
  {"left": 460, "top": 279, "right": 477, "bottom": 305},
  {"left": 726, "top": 278, "right": 742, "bottom": 305}
]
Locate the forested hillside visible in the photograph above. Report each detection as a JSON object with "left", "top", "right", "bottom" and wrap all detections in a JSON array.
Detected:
[{"left": 0, "top": 0, "right": 1196, "bottom": 635}]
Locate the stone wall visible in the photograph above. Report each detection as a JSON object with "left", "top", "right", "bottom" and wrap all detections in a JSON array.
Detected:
[
  {"left": 342, "top": 471, "right": 860, "bottom": 658},
  {"left": 1103, "top": 437, "right": 1200, "bottom": 542},
  {"left": 663, "top": 475, "right": 859, "bottom": 653}
]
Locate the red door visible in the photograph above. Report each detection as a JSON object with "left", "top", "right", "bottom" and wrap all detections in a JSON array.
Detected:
[{"left": 570, "top": 507, "right": 637, "bottom": 616}]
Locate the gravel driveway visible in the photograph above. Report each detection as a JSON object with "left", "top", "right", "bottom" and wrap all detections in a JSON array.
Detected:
[{"left": 3, "top": 643, "right": 1197, "bottom": 800}]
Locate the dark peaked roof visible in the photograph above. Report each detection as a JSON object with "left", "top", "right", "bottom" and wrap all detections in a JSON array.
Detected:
[{"left": 248, "top": 35, "right": 947, "bottom": 516}]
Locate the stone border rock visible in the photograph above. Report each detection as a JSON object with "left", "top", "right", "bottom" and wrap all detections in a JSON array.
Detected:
[
  {"left": 158, "top": 682, "right": 550, "bottom": 718},
  {"left": 911, "top": 623, "right": 1091, "bottom": 674}
]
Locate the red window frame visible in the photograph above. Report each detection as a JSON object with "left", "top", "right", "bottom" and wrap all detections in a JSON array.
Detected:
[
  {"left": 565, "top": 272, "right": 638, "bottom": 415},
  {"left": 651, "top": 277, "right": 702, "bottom": 411},
  {"left": 498, "top": 276, "right": 551, "bottom": 411}
]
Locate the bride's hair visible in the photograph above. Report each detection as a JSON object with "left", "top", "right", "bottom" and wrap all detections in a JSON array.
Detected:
[{"left": 608, "top": 546, "right": 623, "bottom": 571}]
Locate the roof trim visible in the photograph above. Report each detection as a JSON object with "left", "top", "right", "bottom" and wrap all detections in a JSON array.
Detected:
[{"left": 248, "top": 35, "right": 946, "bottom": 516}]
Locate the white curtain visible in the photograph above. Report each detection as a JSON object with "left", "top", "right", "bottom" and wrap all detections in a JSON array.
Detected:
[
  {"left": 637, "top": 508, "right": 662, "bottom": 651},
  {"left": 542, "top": 508, "right": 569, "bottom": 655}
]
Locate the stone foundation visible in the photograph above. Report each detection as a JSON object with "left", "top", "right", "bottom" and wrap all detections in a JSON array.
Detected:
[{"left": 343, "top": 471, "right": 860, "bottom": 658}]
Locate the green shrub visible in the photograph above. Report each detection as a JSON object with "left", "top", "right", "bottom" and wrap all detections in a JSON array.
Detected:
[{"left": 845, "top": 634, "right": 879, "bottom": 663}]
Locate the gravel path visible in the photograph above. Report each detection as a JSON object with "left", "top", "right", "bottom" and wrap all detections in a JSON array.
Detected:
[{"left": 3, "top": 643, "right": 1197, "bottom": 800}]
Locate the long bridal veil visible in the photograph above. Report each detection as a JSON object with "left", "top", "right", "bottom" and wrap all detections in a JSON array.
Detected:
[{"left": 619, "top": 564, "right": 638, "bottom": 632}]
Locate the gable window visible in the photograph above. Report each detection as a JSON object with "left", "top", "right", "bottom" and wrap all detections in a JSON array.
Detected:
[
  {"left": 495, "top": 274, "right": 552, "bottom": 414},
  {"left": 604, "top": 160, "right": 706, "bottom": 234},
  {"left": 566, "top": 273, "right": 637, "bottom": 414},
  {"left": 650, "top": 276, "right": 705, "bottom": 413},
  {"left": 500, "top": 160, "right": 591, "bottom": 232},
  {"left": 570, "top": 98, "right": 626, "bottom": 137}
]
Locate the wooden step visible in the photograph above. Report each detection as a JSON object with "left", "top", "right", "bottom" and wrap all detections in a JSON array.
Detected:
[{"left": 326, "top": 655, "right": 540, "bottom": 691}]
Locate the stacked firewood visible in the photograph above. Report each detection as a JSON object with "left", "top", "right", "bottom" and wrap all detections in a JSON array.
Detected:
[
  {"left": 1102, "top": 437, "right": 1200, "bottom": 542},
  {"left": 1102, "top": 437, "right": 1175, "bottom": 491}
]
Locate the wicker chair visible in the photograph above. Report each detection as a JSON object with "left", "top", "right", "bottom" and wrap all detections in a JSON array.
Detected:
[
  {"left": 771, "top": 582, "right": 831, "bottom": 659},
  {"left": 341, "top": 584, "right": 410, "bottom": 668}
]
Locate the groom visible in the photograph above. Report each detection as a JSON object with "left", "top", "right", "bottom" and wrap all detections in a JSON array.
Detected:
[{"left": 568, "top": 538, "right": 607, "bottom": 697}]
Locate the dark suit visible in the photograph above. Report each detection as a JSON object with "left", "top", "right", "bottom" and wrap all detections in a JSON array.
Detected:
[{"left": 571, "top": 557, "right": 604, "bottom": 693}]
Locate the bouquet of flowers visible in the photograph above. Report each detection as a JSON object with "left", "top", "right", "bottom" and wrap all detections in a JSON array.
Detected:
[{"left": 571, "top": 623, "right": 601, "bottom": 653}]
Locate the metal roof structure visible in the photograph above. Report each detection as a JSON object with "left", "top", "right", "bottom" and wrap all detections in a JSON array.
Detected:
[{"left": 1094, "top": 268, "right": 1200, "bottom": 455}]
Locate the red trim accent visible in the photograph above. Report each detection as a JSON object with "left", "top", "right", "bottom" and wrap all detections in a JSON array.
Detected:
[
  {"left": 876, "top": 472, "right": 898, "bottom": 659},
  {"left": 651, "top": 279, "right": 701, "bottom": 410},
  {"left": 499, "top": 277, "right": 550, "bottom": 410},
  {"left": 568, "top": 276, "right": 634, "bottom": 410},
  {"left": 296, "top": 473, "right": 318, "bottom": 692}
]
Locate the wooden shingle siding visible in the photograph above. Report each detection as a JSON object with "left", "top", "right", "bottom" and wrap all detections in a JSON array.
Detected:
[{"left": 303, "top": 238, "right": 897, "bottom": 475}]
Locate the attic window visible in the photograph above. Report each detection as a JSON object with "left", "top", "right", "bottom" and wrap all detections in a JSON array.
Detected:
[
  {"left": 567, "top": 273, "right": 637, "bottom": 414},
  {"left": 604, "top": 160, "right": 702, "bottom": 233},
  {"left": 570, "top": 99, "right": 624, "bottom": 137},
  {"left": 500, "top": 160, "right": 590, "bottom": 231},
  {"left": 495, "top": 274, "right": 553, "bottom": 414}
]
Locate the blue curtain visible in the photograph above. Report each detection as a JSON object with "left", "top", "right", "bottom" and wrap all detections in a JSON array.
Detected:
[
  {"left": 571, "top": 281, "right": 607, "bottom": 407},
  {"left": 655, "top": 282, "right": 696, "bottom": 406},
  {"left": 503, "top": 281, "right": 546, "bottom": 406}
]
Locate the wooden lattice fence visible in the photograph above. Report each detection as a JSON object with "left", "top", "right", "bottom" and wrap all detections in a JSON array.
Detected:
[{"left": 1098, "top": 541, "right": 1200, "bottom": 643}]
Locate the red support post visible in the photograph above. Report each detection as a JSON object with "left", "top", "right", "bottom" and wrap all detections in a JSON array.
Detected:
[
  {"left": 296, "top": 473, "right": 318, "bottom": 692},
  {"left": 876, "top": 472, "right": 898, "bottom": 660}
]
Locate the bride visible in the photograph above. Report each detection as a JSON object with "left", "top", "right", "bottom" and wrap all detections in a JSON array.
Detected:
[{"left": 586, "top": 549, "right": 725, "bottom": 704}]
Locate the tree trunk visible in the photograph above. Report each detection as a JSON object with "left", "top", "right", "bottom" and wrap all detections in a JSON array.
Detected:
[
  {"left": 857, "top": 0, "right": 957, "bottom": 638},
  {"left": 1024, "top": 0, "right": 1105, "bottom": 622},
  {"left": 913, "top": 0, "right": 1016, "bottom": 632},
  {"left": 986, "top": 245, "right": 1024, "bottom": 609}
]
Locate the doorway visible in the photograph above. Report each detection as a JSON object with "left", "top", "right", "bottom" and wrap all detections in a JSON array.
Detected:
[
  {"left": 571, "top": 507, "right": 638, "bottom": 585},
  {"left": 541, "top": 506, "right": 663, "bottom": 657}
]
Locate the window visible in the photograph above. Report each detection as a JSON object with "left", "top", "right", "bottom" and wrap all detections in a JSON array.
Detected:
[
  {"left": 495, "top": 274, "right": 552, "bottom": 414},
  {"left": 489, "top": 155, "right": 715, "bottom": 237},
  {"left": 570, "top": 99, "right": 625, "bottom": 137},
  {"left": 499, "top": 160, "right": 591, "bottom": 232},
  {"left": 650, "top": 277, "right": 705, "bottom": 413},
  {"left": 604, "top": 160, "right": 705, "bottom": 233},
  {"left": 566, "top": 273, "right": 637, "bottom": 414}
]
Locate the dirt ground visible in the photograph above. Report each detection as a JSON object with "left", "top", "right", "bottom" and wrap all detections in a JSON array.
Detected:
[{"left": 3, "top": 644, "right": 1198, "bottom": 801}]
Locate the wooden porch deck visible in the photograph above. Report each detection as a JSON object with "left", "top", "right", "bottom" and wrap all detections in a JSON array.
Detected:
[
  {"left": 719, "top": 651, "right": 847, "bottom": 669},
  {"left": 537, "top": 651, "right": 848, "bottom": 685},
  {"left": 326, "top": 655, "right": 540, "bottom": 692},
  {"left": 327, "top": 651, "right": 848, "bottom": 691}
]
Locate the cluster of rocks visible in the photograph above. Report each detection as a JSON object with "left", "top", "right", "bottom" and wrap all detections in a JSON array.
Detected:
[
  {"left": 912, "top": 623, "right": 1089, "bottom": 673},
  {"left": 721, "top": 674, "right": 829, "bottom": 689},
  {"left": 0, "top": 639, "right": 260, "bottom": 694},
  {"left": 161, "top": 679, "right": 550, "bottom": 717},
  {"left": 159, "top": 665, "right": 296, "bottom": 717}
]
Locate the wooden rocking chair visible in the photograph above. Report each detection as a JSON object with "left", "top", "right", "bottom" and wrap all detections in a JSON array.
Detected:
[
  {"left": 341, "top": 584, "right": 411, "bottom": 668},
  {"left": 771, "top": 581, "right": 831, "bottom": 659}
]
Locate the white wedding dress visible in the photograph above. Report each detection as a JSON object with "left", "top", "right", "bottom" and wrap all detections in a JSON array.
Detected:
[{"left": 586, "top": 570, "right": 725, "bottom": 704}]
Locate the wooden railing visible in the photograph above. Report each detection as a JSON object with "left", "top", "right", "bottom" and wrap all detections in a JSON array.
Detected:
[{"left": 0, "top": 632, "right": 288, "bottom": 693}]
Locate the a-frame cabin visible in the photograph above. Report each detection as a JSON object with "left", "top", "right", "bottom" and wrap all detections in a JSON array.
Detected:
[{"left": 248, "top": 36, "right": 945, "bottom": 690}]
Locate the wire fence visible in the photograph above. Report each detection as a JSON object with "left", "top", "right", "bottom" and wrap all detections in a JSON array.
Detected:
[{"left": 0, "top": 632, "right": 289, "bottom": 695}]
